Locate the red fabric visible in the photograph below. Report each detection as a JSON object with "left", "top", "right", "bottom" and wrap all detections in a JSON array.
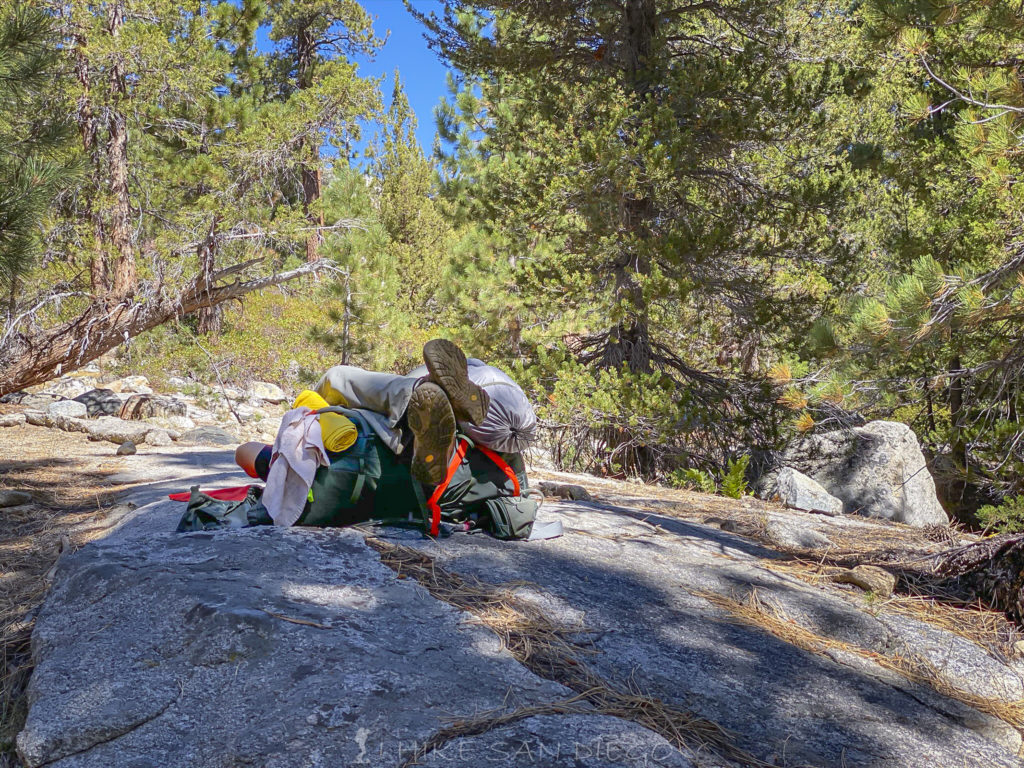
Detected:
[
  {"left": 168, "top": 485, "right": 254, "bottom": 502},
  {"left": 426, "top": 439, "right": 469, "bottom": 537},
  {"left": 477, "top": 445, "right": 521, "bottom": 496}
]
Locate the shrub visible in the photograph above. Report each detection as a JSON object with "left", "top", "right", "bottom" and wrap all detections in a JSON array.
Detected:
[
  {"left": 977, "top": 496, "right": 1024, "bottom": 534},
  {"left": 720, "top": 455, "right": 751, "bottom": 499}
]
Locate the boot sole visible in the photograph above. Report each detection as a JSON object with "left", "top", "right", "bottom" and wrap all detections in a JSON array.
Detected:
[
  {"left": 406, "top": 382, "right": 456, "bottom": 485},
  {"left": 423, "top": 339, "right": 490, "bottom": 425}
]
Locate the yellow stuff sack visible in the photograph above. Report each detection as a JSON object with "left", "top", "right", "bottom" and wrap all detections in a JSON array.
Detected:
[{"left": 292, "top": 390, "right": 357, "bottom": 453}]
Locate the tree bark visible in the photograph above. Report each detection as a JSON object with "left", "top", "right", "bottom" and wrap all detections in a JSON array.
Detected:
[
  {"left": 949, "top": 353, "right": 967, "bottom": 469},
  {"left": 596, "top": 0, "right": 657, "bottom": 375},
  {"left": 105, "top": 0, "right": 136, "bottom": 299},
  {"left": 296, "top": 25, "right": 323, "bottom": 263},
  {"left": 0, "top": 260, "right": 328, "bottom": 397},
  {"left": 302, "top": 162, "right": 323, "bottom": 262},
  {"left": 195, "top": 215, "right": 222, "bottom": 335},
  {"left": 72, "top": 27, "right": 108, "bottom": 293}
]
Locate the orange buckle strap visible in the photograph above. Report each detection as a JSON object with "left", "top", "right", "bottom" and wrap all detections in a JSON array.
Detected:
[{"left": 426, "top": 439, "right": 469, "bottom": 537}]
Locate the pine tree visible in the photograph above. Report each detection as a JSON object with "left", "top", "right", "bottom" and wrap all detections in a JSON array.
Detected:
[
  {"left": 0, "top": 0, "right": 383, "bottom": 395},
  {"left": 0, "top": 4, "right": 76, "bottom": 308},
  {"left": 264, "top": 0, "right": 384, "bottom": 262},
  {"left": 792, "top": 1, "right": 1024, "bottom": 504},
  {"left": 413, "top": 0, "right": 850, "bottom": 475},
  {"left": 368, "top": 72, "right": 449, "bottom": 314}
]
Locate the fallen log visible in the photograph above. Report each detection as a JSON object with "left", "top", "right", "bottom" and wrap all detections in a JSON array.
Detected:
[
  {"left": 933, "top": 532, "right": 1024, "bottom": 625},
  {"left": 0, "top": 258, "right": 329, "bottom": 398}
]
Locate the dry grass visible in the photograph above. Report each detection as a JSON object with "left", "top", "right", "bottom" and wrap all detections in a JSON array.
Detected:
[
  {"left": 697, "top": 588, "right": 1024, "bottom": 736},
  {"left": 0, "top": 422, "right": 137, "bottom": 762},
  {"left": 759, "top": 556, "right": 1024, "bottom": 659},
  {"left": 365, "top": 537, "right": 774, "bottom": 768}
]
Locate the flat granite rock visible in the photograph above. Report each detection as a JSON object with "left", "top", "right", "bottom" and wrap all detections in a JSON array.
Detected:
[
  {"left": 18, "top": 525, "right": 574, "bottom": 768},
  {"left": 415, "top": 714, "right": 695, "bottom": 768},
  {"left": 17, "top": 456, "right": 1024, "bottom": 768},
  {"left": 384, "top": 501, "right": 1024, "bottom": 767}
]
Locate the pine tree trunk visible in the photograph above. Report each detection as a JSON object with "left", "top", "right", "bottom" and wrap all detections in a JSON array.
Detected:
[
  {"left": 302, "top": 163, "right": 323, "bottom": 263},
  {"left": 195, "top": 216, "right": 222, "bottom": 335},
  {"left": 296, "top": 26, "right": 323, "bottom": 263},
  {"left": 105, "top": 1, "right": 136, "bottom": 299},
  {"left": 73, "top": 27, "right": 109, "bottom": 294},
  {"left": 949, "top": 353, "right": 967, "bottom": 469},
  {"left": 599, "top": 0, "right": 656, "bottom": 376}
]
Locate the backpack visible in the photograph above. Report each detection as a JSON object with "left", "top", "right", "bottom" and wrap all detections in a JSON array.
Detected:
[{"left": 291, "top": 406, "right": 539, "bottom": 538}]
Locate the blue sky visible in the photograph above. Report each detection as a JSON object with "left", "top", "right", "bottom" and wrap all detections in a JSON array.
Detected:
[
  {"left": 360, "top": 1, "right": 451, "bottom": 154},
  {"left": 253, "top": 1, "right": 452, "bottom": 158}
]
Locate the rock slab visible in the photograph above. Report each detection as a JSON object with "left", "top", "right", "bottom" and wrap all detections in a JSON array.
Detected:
[
  {"left": 17, "top": 525, "right": 575, "bottom": 768},
  {"left": 16, "top": 468, "right": 1021, "bottom": 768}
]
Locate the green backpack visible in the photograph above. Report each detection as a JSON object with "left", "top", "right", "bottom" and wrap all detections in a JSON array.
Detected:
[{"left": 297, "top": 406, "right": 538, "bottom": 539}]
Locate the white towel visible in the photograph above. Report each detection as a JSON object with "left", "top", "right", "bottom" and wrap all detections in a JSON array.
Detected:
[{"left": 263, "top": 407, "right": 328, "bottom": 526}]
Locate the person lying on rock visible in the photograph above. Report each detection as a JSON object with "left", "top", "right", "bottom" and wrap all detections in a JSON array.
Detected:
[
  {"left": 191, "top": 339, "right": 546, "bottom": 538},
  {"left": 235, "top": 339, "right": 538, "bottom": 487}
]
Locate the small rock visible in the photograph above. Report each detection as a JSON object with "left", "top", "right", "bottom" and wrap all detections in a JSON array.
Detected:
[
  {"left": 770, "top": 467, "right": 844, "bottom": 516},
  {"left": 180, "top": 426, "right": 237, "bottom": 446},
  {"left": 119, "top": 394, "right": 188, "bottom": 420},
  {"left": 47, "top": 400, "right": 88, "bottom": 420},
  {"left": 536, "top": 481, "right": 593, "bottom": 501},
  {"left": 0, "top": 413, "right": 26, "bottom": 427},
  {"left": 72, "top": 388, "right": 123, "bottom": 418},
  {"left": 249, "top": 381, "right": 287, "bottom": 404},
  {"left": 0, "top": 490, "right": 33, "bottom": 508},
  {"left": 145, "top": 429, "right": 172, "bottom": 447},
  {"left": 832, "top": 565, "right": 896, "bottom": 597},
  {"left": 116, "top": 441, "right": 137, "bottom": 456}
]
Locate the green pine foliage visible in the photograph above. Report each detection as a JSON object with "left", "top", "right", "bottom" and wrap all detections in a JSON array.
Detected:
[
  {"left": 0, "top": 4, "right": 76, "bottom": 294},
  {"left": 977, "top": 497, "right": 1024, "bottom": 536}
]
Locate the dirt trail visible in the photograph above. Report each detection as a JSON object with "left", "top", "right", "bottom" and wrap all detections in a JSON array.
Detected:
[{"left": 0, "top": 416, "right": 146, "bottom": 762}]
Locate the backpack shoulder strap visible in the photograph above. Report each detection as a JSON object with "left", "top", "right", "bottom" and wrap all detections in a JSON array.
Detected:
[
  {"left": 476, "top": 445, "right": 521, "bottom": 496},
  {"left": 424, "top": 438, "right": 471, "bottom": 536}
]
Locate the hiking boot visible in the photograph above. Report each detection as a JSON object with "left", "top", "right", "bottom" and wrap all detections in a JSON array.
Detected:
[
  {"left": 406, "top": 381, "right": 456, "bottom": 485},
  {"left": 422, "top": 338, "right": 490, "bottom": 425}
]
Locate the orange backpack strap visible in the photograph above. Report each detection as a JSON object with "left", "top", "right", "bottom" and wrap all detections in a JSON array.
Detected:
[
  {"left": 425, "top": 439, "right": 470, "bottom": 536},
  {"left": 477, "top": 445, "right": 521, "bottom": 496}
]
